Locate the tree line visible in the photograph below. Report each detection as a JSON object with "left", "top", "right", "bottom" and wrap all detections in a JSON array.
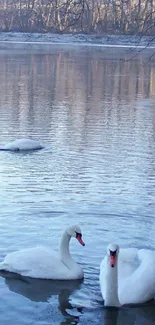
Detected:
[{"left": 0, "top": 0, "right": 154, "bottom": 35}]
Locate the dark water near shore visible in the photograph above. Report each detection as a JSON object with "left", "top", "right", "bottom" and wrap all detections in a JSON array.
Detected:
[{"left": 0, "top": 45, "right": 155, "bottom": 324}]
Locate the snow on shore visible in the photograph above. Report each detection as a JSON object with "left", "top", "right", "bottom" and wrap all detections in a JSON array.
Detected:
[{"left": 0, "top": 32, "right": 155, "bottom": 49}]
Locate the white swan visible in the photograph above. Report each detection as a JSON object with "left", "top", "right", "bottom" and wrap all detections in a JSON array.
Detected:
[
  {"left": 0, "top": 139, "right": 44, "bottom": 151},
  {"left": 100, "top": 244, "right": 155, "bottom": 306},
  {"left": 0, "top": 225, "right": 85, "bottom": 280}
]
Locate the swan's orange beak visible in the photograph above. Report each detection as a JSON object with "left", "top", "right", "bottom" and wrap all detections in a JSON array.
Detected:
[
  {"left": 110, "top": 251, "right": 117, "bottom": 267},
  {"left": 110, "top": 255, "right": 117, "bottom": 267},
  {"left": 76, "top": 234, "right": 85, "bottom": 246}
]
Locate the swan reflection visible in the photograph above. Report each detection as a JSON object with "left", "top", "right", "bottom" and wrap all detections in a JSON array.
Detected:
[
  {"left": 101, "top": 302, "right": 155, "bottom": 325},
  {"left": 0, "top": 271, "right": 83, "bottom": 324}
]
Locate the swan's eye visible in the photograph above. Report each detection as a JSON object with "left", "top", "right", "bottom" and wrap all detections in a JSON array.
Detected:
[
  {"left": 75, "top": 232, "right": 82, "bottom": 238},
  {"left": 109, "top": 249, "right": 117, "bottom": 256}
]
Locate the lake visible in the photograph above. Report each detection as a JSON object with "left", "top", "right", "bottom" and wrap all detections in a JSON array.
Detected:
[{"left": 0, "top": 44, "right": 155, "bottom": 324}]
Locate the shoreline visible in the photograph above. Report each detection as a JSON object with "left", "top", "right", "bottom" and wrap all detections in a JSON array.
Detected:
[
  {"left": 0, "top": 32, "right": 155, "bottom": 60},
  {"left": 0, "top": 32, "right": 155, "bottom": 48},
  {"left": 0, "top": 40, "right": 155, "bottom": 49}
]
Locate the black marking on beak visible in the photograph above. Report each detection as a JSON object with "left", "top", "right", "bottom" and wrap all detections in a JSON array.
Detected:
[
  {"left": 75, "top": 232, "right": 82, "bottom": 239},
  {"left": 109, "top": 249, "right": 117, "bottom": 256}
]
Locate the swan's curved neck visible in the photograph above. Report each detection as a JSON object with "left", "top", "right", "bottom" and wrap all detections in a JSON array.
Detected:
[
  {"left": 59, "top": 231, "right": 74, "bottom": 268},
  {"left": 104, "top": 256, "right": 120, "bottom": 307}
]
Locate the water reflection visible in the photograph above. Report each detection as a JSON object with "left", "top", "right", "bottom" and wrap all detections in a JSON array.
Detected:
[
  {"left": 1, "top": 49, "right": 155, "bottom": 142},
  {"left": 103, "top": 308, "right": 119, "bottom": 325},
  {"left": 0, "top": 271, "right": 83, "bottom": 324},
  {"left": 0, "top": 47, "right": 155, "bottom": 325},
  {"left": 83, "top": 303, "right": 155, "bottom": 325},
  {"left": 101, "top": 304, "right": 155, "bottom": 325}
]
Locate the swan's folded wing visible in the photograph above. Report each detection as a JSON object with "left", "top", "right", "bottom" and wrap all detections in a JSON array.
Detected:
[
  {"left": 119, "top": 248, "right": 138, "bottom": 262},
  {"left": 0, "top": 246, "right": 65, "bottom": 279},
  {"left": 118, "top": 248, "right": 138, "bottom": 280},
  {"left": 138, "top": 248, "right": 155, "bottom": 262},
  {"left": 119, "top": 249, "right": 155, "bottom": 304}
]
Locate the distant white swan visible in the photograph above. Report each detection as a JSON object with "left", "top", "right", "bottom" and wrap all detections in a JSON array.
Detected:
[
  {"left": 0, "top": 225, "right": 85, "bottom": 280},
  {"left": 100, "top": 244, "right": 155, "bottom": 306},
  {"left": 0, "top": 139, "right": 44, "bottom": 151}
]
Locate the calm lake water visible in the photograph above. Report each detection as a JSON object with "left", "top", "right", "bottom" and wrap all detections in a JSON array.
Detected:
[{"left": 0, "top": 44, "right": 155, "bottom": 324}]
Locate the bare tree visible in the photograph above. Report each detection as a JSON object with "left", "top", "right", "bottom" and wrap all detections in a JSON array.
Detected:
[{"left": 0, "top": 0, "right": 155, "bottom": 35}]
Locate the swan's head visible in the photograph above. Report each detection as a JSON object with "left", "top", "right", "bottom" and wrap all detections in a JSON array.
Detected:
[
  {"left": 107, "top": 244, "right": 119, "bottom": 268},
  {"left": 67, "top": 225, "right": 85, "bottom": 246}
]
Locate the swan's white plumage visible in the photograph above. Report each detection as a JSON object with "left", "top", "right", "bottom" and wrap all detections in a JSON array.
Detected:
[
  {"left": 0, "top": 139, "right": 44, "bottom": 151},
  {"left": 0, "top": 247, "right": 78, "bottom": 279},
  {"left": 100, "top": 246, "right": 155, "bottom": 306},
  {"left": 0, "top": 225, "right": 85, "bottom": 280}
]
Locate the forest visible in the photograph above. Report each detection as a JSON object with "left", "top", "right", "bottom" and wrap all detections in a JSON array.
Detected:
[{"left": 0, "top": 0, "right": 154, "bottom": 35}]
